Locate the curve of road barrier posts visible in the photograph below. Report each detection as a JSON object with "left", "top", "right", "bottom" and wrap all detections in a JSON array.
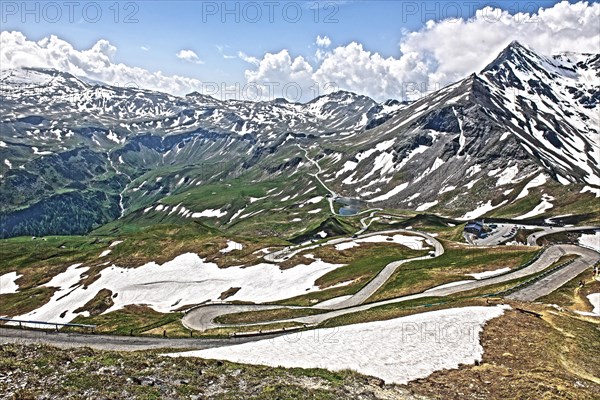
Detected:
[{"left": 487, "top": 259, "right": 576, "bottom": 298}]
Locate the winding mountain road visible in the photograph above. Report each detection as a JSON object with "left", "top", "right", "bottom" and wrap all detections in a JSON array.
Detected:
[
  {"left": 183, "top": 242, "right": 599, "bottom": 332},
  {"left": 507, "top": 245, "right": 599, "bottom": 301},
  {"left": 526, "top": 225, "right": 599, "bottom": 246},
  {"left": 3, "top": 218, "right": 597, "bottom": 350},
  {"left": 0, "top": 327, "right": 286, "bottom": 352},
  {"left": 296, "top": 143, "right": 382, "bottom": 219},
  {"left": 184, "top": 228, "right": 443, "bottom": 331}
]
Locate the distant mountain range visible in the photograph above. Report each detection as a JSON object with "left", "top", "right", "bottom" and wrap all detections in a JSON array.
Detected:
[{"left": 1, "top": 41, "right": 598, "bottom": 238}]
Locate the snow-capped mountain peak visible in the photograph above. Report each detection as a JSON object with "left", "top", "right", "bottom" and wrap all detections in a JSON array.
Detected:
[{"left": 1, "top": 43, "right": 598, "bottom": 237}]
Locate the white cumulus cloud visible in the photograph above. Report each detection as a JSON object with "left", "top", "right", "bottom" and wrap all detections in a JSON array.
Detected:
[
  {"left": 1, "top": 31, "right": 203, "bottom": 95},
  {"left": 316, "top": 35, "right": 332, "bottom": 48},
  {"left": 176, "top": 49, "right": 204, "bottom": 64},
  {"left": 1, "top": 1, "right": 598, "bottom": 102},
  {"left": 237, "top": 51, "right": 260, "bottom": 66},
  {"left": 397, "top": 0, "right": 600, "bottom": 87},
  {"left": 243, "top": 50, "right": 315, "bottom": 100},
  {"left": 244, "top": 0, "right": 600, "bottom": 101}
]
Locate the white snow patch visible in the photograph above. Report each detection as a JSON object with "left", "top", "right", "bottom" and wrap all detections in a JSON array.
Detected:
[
  {"left": 468, "top": 268, "right": 511, "bottom": 280},
  {"left": 581, "top": 186, "right": 600, "bottom": 198},
  {"left": 516, "top": 173, "right": 547, "bottom": 200},
  {"left": 99, "top": 250, "right": 112, "bottom": 258},
  {"left": 406, "top": 193, "right": 421, "bottom": 202},
  {"left": 0, "top": 271, "right": 22, "bottom": 294},
  {"left": 515, "top": 194, "right": 554, "bottom": 220},
  {"left": 586, "top": 293, "right": 600, "bottom": 315},
  {"left": 416, "top": 201, "right": 438, "bottom": 212},
  {"left": 191, "top": 209, "right": 227, "bottom": 218},
  {"left": 220, "top": 240, "right": 243, "bottom": 253},
  {"left": 578, "top": 231, "right": 600, "bottom": 252},
  {"left": 496, "top": 165, "right": 519, "bottom": 186},
  {"left": 228, "top": 207, "right": 247, "bottom": 222},
  {"left": 375, "top": 139, "right": 396, "bottom": 152},
  {"left": 305, "top": 196, "right": 324, "bottom": 205},
  {"left": 460, "top": 200, "right": 507, "bottom": 220},
  {"left": 487, "top": 168, "right": 500, "bottom": 177},
  {"left": 240, "top": 210, "right": 264, "bottom": 219},
  {"left": 395, "top": 145, "right": 429, "bottom": 172},
  {"left": 32, "top": 147, "right": 53, "bottom": 155},
  {"left": 334, "top": 241, "right": 359, "bottom": 251},
  {"left": 14, "top": 255, "right": 346, "bottom": 323},
  {"left": 250, "top": 196, "right": 268, "bottom": 203},
  {"left": 109, "top": 241, "right": 124, "bottom": 248},
  {"left": 466, "top": 165, "right": 482, "bottom": 178},
  {"left": 168, "top": 306, "right": 509, "bottom": 385},
  {"left": 106, "top": 130, "right": 123, "bottom": 144},
  {"left": 367, "top": 182, "right": 409, "bottom": 202},
  {"left": 556, "top": 175, "right": 571, "bottom": 185},
  {"left": 335, "top": 161, "right": 358, "bottom": 178},
  {"left": 465, "top": 178, "right": 480, "bottom": 189}
]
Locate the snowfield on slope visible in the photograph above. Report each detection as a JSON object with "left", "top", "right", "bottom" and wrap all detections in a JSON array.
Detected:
[
  {"left": 515, "top": 194, "right": 554, "bottom": 220},
  {"left": 578, "top": 231, "right": 600, "bottom": 252},
  {"left": 168, "top": 305, "right": 510, "bottom": 385},
  {"left": 459, "top": 200, "right": 508, "bottom": 220},
  {"left": 0, "top": 271, "right": 21, "bottom": 294},
  {"left": 13, "top": 255, "right": 345, "bottom": 324}
]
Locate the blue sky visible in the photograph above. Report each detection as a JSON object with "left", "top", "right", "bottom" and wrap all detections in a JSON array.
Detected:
[{"left": 2, "top": 0, "right": 598, "bottom": 100}]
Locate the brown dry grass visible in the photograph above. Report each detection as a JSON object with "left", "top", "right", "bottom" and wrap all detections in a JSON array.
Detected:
[
  {"left": 539, "top": 269, "right": 600, "bottom": 314},
  {"left": 74, "top": 289, "right": 114, "bottom": 317}
]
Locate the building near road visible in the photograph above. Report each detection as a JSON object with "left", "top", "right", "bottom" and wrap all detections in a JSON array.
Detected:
[{"left": 464, "top": 221, "right": 485, "bottom": 237}]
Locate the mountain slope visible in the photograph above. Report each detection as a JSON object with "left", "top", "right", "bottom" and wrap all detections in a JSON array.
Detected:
[
  {"left": 315, "top": 41, "right": 599, "bottom": 218},
  {"left": 1, "top": 42, "right": 598, "bottom": 238}
]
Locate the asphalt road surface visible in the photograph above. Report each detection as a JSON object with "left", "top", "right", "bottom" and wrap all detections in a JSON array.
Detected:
[
  {"left": 526, "top": 226, "right": 599, "bottom": 246},
  {"left": 507, "top": 245, "right": 599, "bottom": 301},
  {"left": 0, "top": 327, "right": 285, "bottom": 352},
  {"left": 3, "top": 223, "right": 598, "bottom": 350},
  {"left": 183, "top": 243, "right": 599, "bottom": 331}
]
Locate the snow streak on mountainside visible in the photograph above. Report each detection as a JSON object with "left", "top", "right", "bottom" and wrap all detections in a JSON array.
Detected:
[
  {"left": 0, "top": 42, "right": 598, "bottom": 237},
  {"left": 1, "top": 68, "right": 391, "bottom": 142},
  {"left": 320, "top": 41, "right": 599, "bottom": 214}
]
